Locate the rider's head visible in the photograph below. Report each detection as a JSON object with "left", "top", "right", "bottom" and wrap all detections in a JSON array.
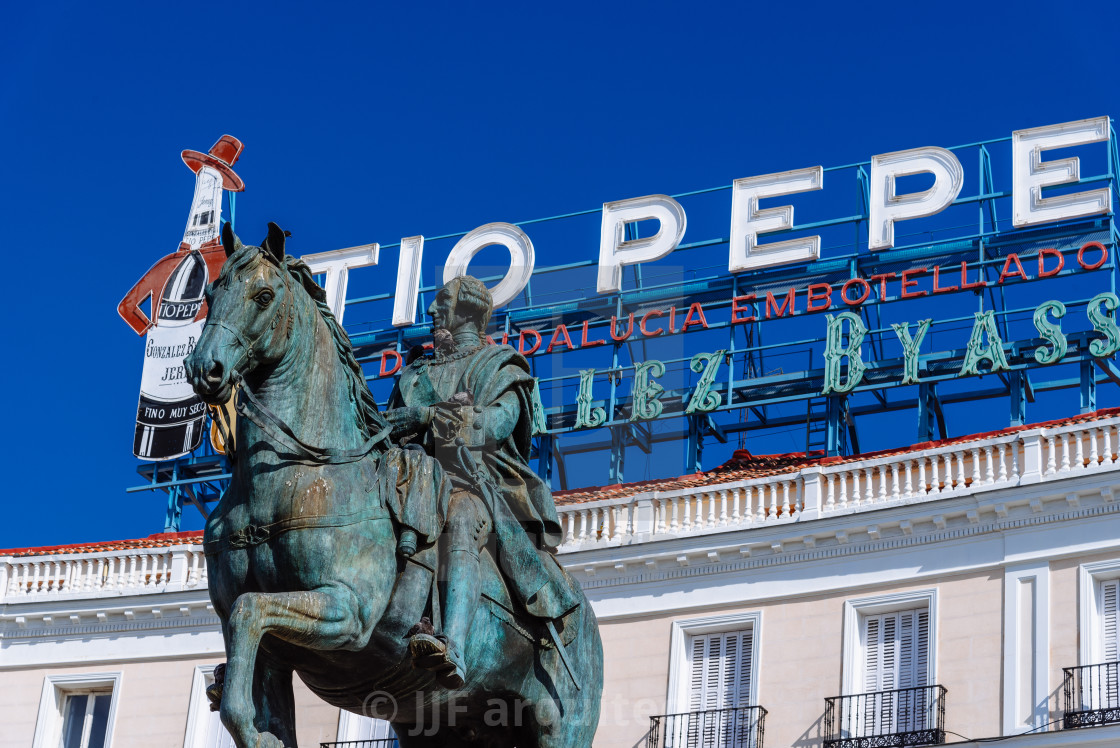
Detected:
[{"left": 428, "top": 276, "right": 492, "bottom": 336}]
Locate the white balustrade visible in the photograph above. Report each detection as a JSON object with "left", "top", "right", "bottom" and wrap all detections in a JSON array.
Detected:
[{"left": 0, "top": 546, "right": 206, "bottom": 602}]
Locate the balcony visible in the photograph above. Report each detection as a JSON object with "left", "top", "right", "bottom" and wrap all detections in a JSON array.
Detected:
[
  {"left": 320, "top": 741, "right": 398, "bottom": 748},
  {"left": 647, "top": 705, "right": 767, "bottom": 748},
  {"left": 1063, "top": 662, "right": 1120, "bottom": 729},
  {"left": 824, "top": 685, "right": 947, "bottom": 748}
]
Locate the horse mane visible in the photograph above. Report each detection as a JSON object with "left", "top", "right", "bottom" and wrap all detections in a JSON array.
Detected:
[
  {"left": 282, "top": 255, "right": 389, "bottom": 441},
  {"left": 218, "top": 245, "right": 388, "bottom": 441}
]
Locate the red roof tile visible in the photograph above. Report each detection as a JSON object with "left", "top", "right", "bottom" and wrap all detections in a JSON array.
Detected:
[{"left": 0, "top": 531, "right": 203, "bottom": 558}]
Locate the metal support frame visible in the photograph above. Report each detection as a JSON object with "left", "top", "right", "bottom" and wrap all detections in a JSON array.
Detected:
[
  {"left": 1082, "top": 359, "right": 1098, "bottom": 413},
  {"left": 1009, "top": 370, "right": 1028, "bottom": 426}
]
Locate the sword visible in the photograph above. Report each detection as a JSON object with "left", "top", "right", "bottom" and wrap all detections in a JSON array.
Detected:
[{"left": 454, "top": 439, "right": 582, "bottom": 692}]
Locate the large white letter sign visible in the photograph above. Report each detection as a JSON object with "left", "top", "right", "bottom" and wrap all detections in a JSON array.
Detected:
[
  {"left": 729, "top": 166, "right": 823, "bottom": 273},
  {"left": 443, "top": 223, "right": 535, "bottom": 309},
  {"left": 301, "top": 243, "right": 379, "bottom": 324},
  {"left": 868, "top": 147, "right": 964, "bottom": 250},
  {"left": 1012, "top": 116, "right": 1111, "bottom": 228},
  {"left": 597, "top": 194, "right": 686, "bottom": 294},
  {"left": 392, "top": 235, "right": 424, "bottom": 327}
]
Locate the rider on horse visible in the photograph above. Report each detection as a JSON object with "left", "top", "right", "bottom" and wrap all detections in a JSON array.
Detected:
[{"left": 384, "top": 276, "right": 582, "bottom": 689}]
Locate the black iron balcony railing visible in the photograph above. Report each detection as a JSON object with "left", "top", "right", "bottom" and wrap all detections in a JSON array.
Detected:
[
  {"left": 647, "top": 704, "right": 767, "bottom": 748},
  {"left": 824, "top": 685, "right": 947, "bottom": 748},
  {"left": 1063, "top": 661, "right": 1120, "bottom": 729},
  {"left": 320, "top": 740, "right": 398, "bottom": 748}
]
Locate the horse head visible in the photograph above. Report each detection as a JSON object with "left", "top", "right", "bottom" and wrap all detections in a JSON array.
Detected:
[{"left": 186, "top": 222, "right": 299, "bottom": 405}]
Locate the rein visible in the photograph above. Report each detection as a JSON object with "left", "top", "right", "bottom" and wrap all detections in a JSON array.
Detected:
[{"left": 233, "top": 372, "right": 390, "bottom": 464}]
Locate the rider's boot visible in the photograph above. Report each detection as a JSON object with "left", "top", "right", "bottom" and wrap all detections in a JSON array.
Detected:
[
  {"left": 409, "top": 492, "right": 486, "bottom": 689},
  {"left": 410, "top": 548, "right": 478, "bottom": 688}
]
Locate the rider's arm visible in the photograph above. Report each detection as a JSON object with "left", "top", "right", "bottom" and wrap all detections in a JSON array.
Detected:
[{"left": 471, "top": 390, "right": 521, "bottom": 445}]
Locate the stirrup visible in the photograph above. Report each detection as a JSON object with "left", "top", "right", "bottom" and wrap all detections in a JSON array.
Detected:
[{"left": 408, "top": 633, "right": 466, "bottom": 689}]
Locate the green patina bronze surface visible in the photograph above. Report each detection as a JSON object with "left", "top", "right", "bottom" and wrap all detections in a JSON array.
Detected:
[{"left": 185, "top": 222, "right": 602, "bottom": 748}]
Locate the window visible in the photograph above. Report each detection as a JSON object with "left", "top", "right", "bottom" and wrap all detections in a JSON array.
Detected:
[
  {"left": 60, "top": 691, "right": 112, "bottom": 748},
  {"left": 862, "top": 608, "right": 930, "bottom": 694},
  {"left": 184, "top": 666, "right": 236, "bottom": 748},
  {"left": 31, "top": 673, "right": 121, "bottom": 748},
  {"left": 1078, "top": 559, "right": 1120, "bottom": 666},
  {"left": 840, "top": 591, "right": 939, "bottom": 741},
  {"left": 665, "top": 613, "right": 763, "bottom": 748},
  {"left": 336, "top": 712, "right": 396, "bottom": 743}
]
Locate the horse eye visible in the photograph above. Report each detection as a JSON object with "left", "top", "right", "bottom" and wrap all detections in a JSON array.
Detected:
[{"left": 255, "top": 290, "right": 274, "bottom": 306}]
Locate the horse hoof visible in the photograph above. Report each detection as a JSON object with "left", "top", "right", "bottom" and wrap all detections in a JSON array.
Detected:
[
  {"left": 409, "top": 633, "right": 467, "bottom": 688},
  {"left": 255, "top": 731, "right": 287, "bottom": 748}
]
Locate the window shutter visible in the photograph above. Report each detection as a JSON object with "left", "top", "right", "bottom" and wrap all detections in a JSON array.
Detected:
[
  {"left": 863, "top": 608, "right": 929, "bottom": 693},
  {"left": 687, "top": 628, "right": 755, "bottom": 710},
  {"left": 689, "top": 634, "right": 706, "bottom": 712},
  {"left": 1103, "top": 580, "right": 1120, "bottom": 663}
]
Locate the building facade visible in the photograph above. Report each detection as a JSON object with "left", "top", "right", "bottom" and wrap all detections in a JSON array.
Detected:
[{"left": 5, "top": 409, "right": 1120, "bottom": 748}]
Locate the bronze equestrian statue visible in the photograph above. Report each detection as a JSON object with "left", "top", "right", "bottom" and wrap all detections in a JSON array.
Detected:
[{"left": 184, "top": 222, "right": 602, "bottom": 748}]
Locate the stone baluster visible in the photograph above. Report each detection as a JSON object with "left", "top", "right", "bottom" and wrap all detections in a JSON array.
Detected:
[
  {"left": 719, "top": 490, "right": 729, "bottom": 526},
  {"left": 996, "top": 443, "right": 1007, "bottom": 481},
  {"left": 730, "top": 489, "right": 741, "bottom": 525},
  {"left": 877, "top": 466, "right": 888, "bottom": 501},
  {"left": 1103, "top": 426, "right": 1115, "bottom": 465},
  {"left": 983, "top": 446, "right": 995, "bottom": 484},
  {"left": 851, "top": 470, "right": 862, "bottom": 507},
  {"left": 839, "top": 472, "right": 849, "bottom": 508},
  {"left": 1090, "top": 428, "right": 1101, "bottom": 469},
  {"left": 1045, "top": 435, "right": 1056, "bottom": 475},
  {"left": 6, "top": 565, "right": 19, "bottom": 597},
  {"left": 903, "top": 460, "right": 914, "bottom": 498},
  {"left": 1075, "top": 433, "right": 1085, "bottom": 470},
  {"left": 187, "top": 552, "right": 200, "bottom": 587},
  {"left": 1060, "top": 434, "right": 1071, "bottom": 472},
  {"left": 669, "top": 497, "right": 679, "bottom": 532},
  {"left": 917, "top": 458, "right": 927, "bottom": 496},
  {"left": 864, "top": 468, "right": 875, "bottom": 504},
  {"left": 889, "top": 463, "right": 900, "bottom": 500},
  {"left": 768, "top": 483, "right": 779, "bottom": 520},
  {"left": 929, "top": 456, "right": 941, "bottom": 495},
  {"left": 779, "top": 482, "right": 791, "bottom": 519},
  {"left": 755, "top": 486, "right": 767, "bottom": 523},
  {"left": 695, "top": 493, "right": 706, "bottom": 529}
]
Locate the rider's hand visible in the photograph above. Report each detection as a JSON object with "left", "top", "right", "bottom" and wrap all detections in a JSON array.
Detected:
[{"left": 385, "top": 406, "right": 432, "bottom": 437}]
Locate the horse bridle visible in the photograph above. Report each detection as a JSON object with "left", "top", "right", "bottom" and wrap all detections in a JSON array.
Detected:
[
  {"left": 209, "top": 250, "right": 297, "bottom": 377},
  {"left": 209, "top": 251, "right": 389, "bottom": 465}
]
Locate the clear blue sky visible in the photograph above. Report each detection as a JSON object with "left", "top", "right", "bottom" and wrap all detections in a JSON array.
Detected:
[{"left": 1, "top": 0, "right": 1117, "bottom": 549}]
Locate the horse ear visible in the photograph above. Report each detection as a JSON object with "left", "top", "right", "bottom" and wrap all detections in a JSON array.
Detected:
[
  {"left": 262, "top": 222, "right": 286, "bottom": 262},
  {"left": 222, "top": 222, "right": 243, "bottom": 258}
]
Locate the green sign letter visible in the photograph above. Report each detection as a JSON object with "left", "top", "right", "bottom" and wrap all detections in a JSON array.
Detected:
[
  {"left": 575, "top": 369, "right": 606, "bottom": 429},
  {"left": 1032, "top": 300, "right": 1067, "bottom": 365},
  {"left": 822, "top": 312, "right": 867, "bottom": 394},
  {"left": 960, "top": 310, "right": 1010, "bottom": 376},
  {"left": 1088, "top": 292, "right": 1120, "bottom": 357},
  {"left": 530, "top": 377, "right": 549, "bottom": 434},
  {"left": 891, "top": 319, "right": 932, "bottom": 385},
  {"left": 631, "top": 360, "right": 666, "bottom": 421},
  {"left": 686, "top": 350, "right": 726, "bottom": 414}
]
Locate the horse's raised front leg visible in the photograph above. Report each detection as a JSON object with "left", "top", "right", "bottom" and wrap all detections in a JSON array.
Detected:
[{"left": 221, "top": 586, "right": 368, "bottom": 748}]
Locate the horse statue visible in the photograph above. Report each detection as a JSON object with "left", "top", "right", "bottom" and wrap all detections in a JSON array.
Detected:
[{"left": 184, "top": 222, "right": 602, "bottom": 748}]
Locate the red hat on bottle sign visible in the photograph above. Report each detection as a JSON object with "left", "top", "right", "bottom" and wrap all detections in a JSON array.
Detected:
[{"left": 181, "top": 135, "right": 245, "bottom": 192}]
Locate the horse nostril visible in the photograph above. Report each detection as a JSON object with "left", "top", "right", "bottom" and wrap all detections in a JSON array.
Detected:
[{"left": 205, "top": 359, "right": 225, "bottom": 385}]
